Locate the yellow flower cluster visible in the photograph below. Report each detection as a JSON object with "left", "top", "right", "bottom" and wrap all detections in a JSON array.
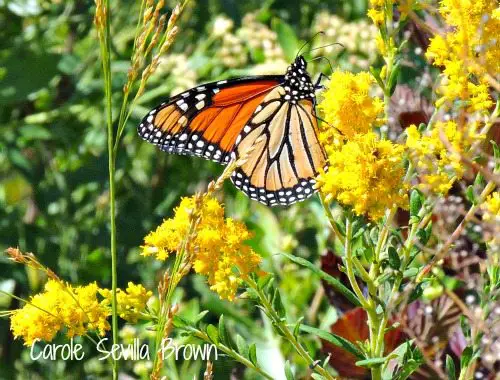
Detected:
[
  {"left": 10, "top": 280, "right": 110, "bottom": 346},
  {"left": 367, "top": 0, "right": 389, "bottom": 26},
  {"left": 317, "top": 132, "right": 407, "bottom": 221},
  {"left": 426, "top": 0, "right": 499, "bottom": 112},
  {"left": 100, "top": 282, "right": 152, "bottom": 323},
  {"left": 141, "top": 196, "right": 261, "bottom": 300},
  {"left": 482, "top": 192, "right": 499, "bottom": 222},
  {"left": 318, "top": 71, "right": 384, "bottom": 142},
  {"left": 317, "top": 69, "right": 406, "bottom": 220},
  {"left": 10, "top": 280, "right": 151, "bottom": 346},
  {"left": 405, "top": 122, "right": 470, "bottom": 194}
]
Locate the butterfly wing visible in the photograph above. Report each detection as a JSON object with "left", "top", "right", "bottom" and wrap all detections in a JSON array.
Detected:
[
  {"left": 231, "top": 86, "right": 327, "bottom": 206},
  {"left": 138, "top": 77, "right": 282, "bottom": 164}
]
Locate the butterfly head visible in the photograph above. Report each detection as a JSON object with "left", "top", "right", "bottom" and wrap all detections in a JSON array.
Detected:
[{"left": 283, "top": 55, "right": 315, "bottom": 104}]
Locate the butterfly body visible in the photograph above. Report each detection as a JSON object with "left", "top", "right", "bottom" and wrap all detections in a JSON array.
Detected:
[{"left": 138, "top": 55, "right": 327, "bottom": 206}]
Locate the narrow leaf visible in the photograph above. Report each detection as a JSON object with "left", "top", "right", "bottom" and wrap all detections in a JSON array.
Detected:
[
  {"left": 293, "top": 317, "right": 304, "bottom": 339},
  {"left": 408, "top": 282, "right": 424, "bottom": 303},
  {"left": 272, "top": 288, "right": 286, "bottom": 319},
  {"left": 206, "top": 324, "right": 219, "bottom": 345},
  {"left": 388, "top": 246, "right": 401, "bottom": 270},
  {"left": 298, "top": 324, "right": 365, "bottom": 359},
  {"left": 249, "top": 343, "right": 258, "bottom": 365},
  {"left": 281, "top": 252, "right": 360, "bottom": 306},
  {"left": 194, "top": 310, "right": 209, "bottom": 325},
  {"left": 218, "top": 315, "right": 229, "bottom": 346},
  {"left": 446, "top": 355, "right": 456, "bottom": 380},
  {"left": 460, "top": 346, "right": 473, "bottom": 369},
  {"left": 236, "top": 334, "right": 249, "bottom": 358},
  {"left": 355, "top": 357, "right": 386, "bottom": 368}
]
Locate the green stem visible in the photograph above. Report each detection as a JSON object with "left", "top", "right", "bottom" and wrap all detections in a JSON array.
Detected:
[
  {"left": 97, "top": 0, "right": 118, "bottom": 377},
  {"left": 319, "top": 192, "right": 346, "bottom": 245},
  {"left": 246, "top": 277, "right": 336, "bottom": 380},
  {"left": 345, "top": 216, "right": 386, "bottom": 380},
  {"left": 344, "top": 216, "right": 370, "bottom": 309},
  {"left": 368, "top": 311, "right": 386, "bottom": 380}
]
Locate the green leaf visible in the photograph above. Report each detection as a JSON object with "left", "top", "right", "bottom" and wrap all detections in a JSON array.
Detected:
[
  {"left": 271, "top": 19, "right": 299, "bottom": 61},
  {"left": 446, "top": 355, "right": 456, "bottom": 380},
  {"left": 410, "top": 189, "right": 423, "bottom": 218},
  {"left": 236, "top": 334, "right": 249, "bottom": 358},
  {"left": 281, "top": 252, "right": 360, "bottom": 306},
  {"left": 409, "top": 245, "right": 421, "bottom": 262},
  {"left": 370, "top": 66, "right": 386, "bottom": 91},
  {"left": 355, "top": 357, "right": 386, "bottom": 368},
  {"left": 172, "top": 315, "right": 190, "bottom": 328},
  {"left": 293, "top": 317, "right": 304, "bottom": 339},
  {"left": 460, "top": 315, "right": 471, "bottom": 339},
  {"left": 58, "top": 54, "right": 81, "bottom": 75},
  {"left": 491, "top": 140, "right": 500, "bottom": 171},
  {"left": 474, "top": 173, "right": 485, "bottom": 187},
  {"left": 417, "top": 228, "right": 430, "bottom": 247},
  {"left": 206, "top": 324, "right": 219, "bottom": 345},
  {"left": 408, "top": 282, "right": 424, "bottom": 303},
  {"left": 298, "top": 324, "right": 365, "bottom": 359},
  {"left": 387, "top": 61, "right": 401, "bottom": 96},
  {"left": 465, "top": 185, "right": 477, "bottom": 205},
  {"left": 388, "top": 247, "right": 401, "bottom": 270},
  {"left": 272, "top": 288, "right": 286, "bottom": 319},
  {"left": 248, "top": 343, "right": 258, "bottom": 365},
  {"left": 424, "top": 221, "right": 433, "bottom": 244},
  {"left": 250, "top": 47, "right": 266, "bottom": 63},
  {"left": 383, "top": 341, "right": 423, "bottom": 380},
  {"left": 193, "top": 310, "right": 209, "bottom": 325},
  {"left": 20, "top": 125, "right": 52, "bottom": 141},
  {"left": 285, "top": 360, "right": 295, "bottom": 380},
  {"left": 218, "top": 315, "right": 229, "bottom": 346},
  {"left": 257, "top": 274, "right": 274, "bottom": 289},
  {"left": 8, "top": 150, "right": 32, "bottom": 173},
  {"left": 460, "top": 346, "right": 473, "bottom": 369}
]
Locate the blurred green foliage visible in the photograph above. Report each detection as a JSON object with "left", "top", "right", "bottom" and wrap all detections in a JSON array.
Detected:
[{"left": 0, "top": 0, "right": 377, "bottom": 378}]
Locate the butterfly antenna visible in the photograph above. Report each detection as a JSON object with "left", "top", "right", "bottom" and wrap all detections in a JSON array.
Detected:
[
  {"left": 309, "top": 42, "right": 345, "bottom": 52},
  {"left": 315, "top": 115, "right": 344, "bottom": 137},
  {"left": 296, "top": 31, "right": 326, "bottom": 58},
  {"left": 308, "top": 56, "right": 334, "bottom": 75}
]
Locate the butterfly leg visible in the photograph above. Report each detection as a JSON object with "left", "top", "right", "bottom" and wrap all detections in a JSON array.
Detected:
[{"left": 314, "top": 73, "right": 330, "bottom": 90}]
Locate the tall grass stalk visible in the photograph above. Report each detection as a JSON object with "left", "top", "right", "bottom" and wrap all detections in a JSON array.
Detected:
[
  {"left": 94, "top": 1, "right": 186, "bottom": 377},
  {"left": 94, "top": 0, "right": 118, "bottom": 377}
]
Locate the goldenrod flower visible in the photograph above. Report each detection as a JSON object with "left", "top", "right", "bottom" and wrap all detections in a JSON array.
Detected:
[
  {"left": 10, "top": 280, "right": 110, "bottom": 346},
  {"left": 481, "top": 191, "right": 500, "bottom": 248},
  {"left": 317, "top": 132, "right": 407, "bottom": 221},
  {"left": 426, "top": 0, "right": 499, "bottom": 113},
  {"left": 10, "top": 280, "right": 152, "bottom": 346},
  {"left": 318, "top": 71, "right": 384, "bottom": 142},
  {"left": 100, "top": 282, "right": 152, "bottom": 323},
  {"left": 405, "top": 122, "right": 474, "bottom": 194},
  {"left": 141, "top": 195, "right": 261, "bottom": 300},
  {"left": 367, "top": 8, "right": 384, "bottom": 26},
  {"left": 482, "top": 192, "right": 500, "bottom": 222}
]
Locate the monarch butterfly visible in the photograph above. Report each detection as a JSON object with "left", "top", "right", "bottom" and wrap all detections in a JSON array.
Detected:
[{"left": 137, "top": 55, "right": 328, "bottom": 206}]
